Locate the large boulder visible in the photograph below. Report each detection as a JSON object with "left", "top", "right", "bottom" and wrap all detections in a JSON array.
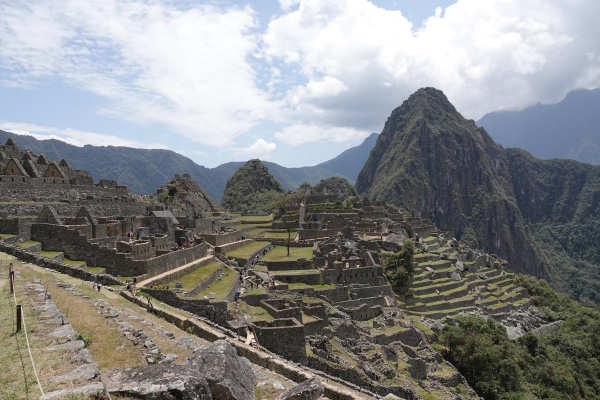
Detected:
[
  {"left": 104, "top": 364, "right": 212, "bottom": 400},
  {"left": 276, "top": 378, "right": 324, "bottom": 400},
  {"left": 188, "top": 340, "right": 256, "bottom": 400}
]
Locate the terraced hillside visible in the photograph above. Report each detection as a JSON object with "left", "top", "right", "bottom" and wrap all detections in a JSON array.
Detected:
[{"left": 405, "top": 234, "right": 531, "bottom": 321}]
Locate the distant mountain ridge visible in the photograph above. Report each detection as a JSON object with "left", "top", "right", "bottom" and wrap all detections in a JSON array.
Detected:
[
  {"left": 0, "top": 130, "right": 377, "bottom": 200},
  {"left": 479, "top": 88, "right": 600, "bottom": 164}
]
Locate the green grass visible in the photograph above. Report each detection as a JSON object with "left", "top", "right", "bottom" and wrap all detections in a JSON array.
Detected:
[
  {"left": 254, "top": 264, "right": 268, "bottom": 272},
  {"left": 39, "top": 250, "right": 63, "bottom": 259},
  {"left": 272, "top": 269, "right": 321, "bottom": 276},
  {"left": 85, "top": 266, "right": 106, "bottom": 274},
  {"left": 168, "top": 261, "right": 222, "bottom": 290},
  {"left": 226, "top": 241, "right": 270, "bottom": 259},
  {"left": 241, "top": 304, "right": 273, "bottom": 322},
  {"left": 15, "top": 240, "right": 39, "bottom": 248},
  {"left": 0, "top": 233, "right": 16, "bottom": 240},
  {"left": 239, "top": 214, "right": 273, "bottom": 223},
  {"left": 263, "top": 246, "right": 313, "bottom": 261},
  {"left": 62, "top": 257, "right": 85, "bottom": 267},
  {"left": 262, "top": 230, "right": 297, "bottom": 239},
  {"left": 194, "top": 267, "right": 238, "bottom": 300},
  {"left": 244, "top": 227, "right": 269, "bottom": 236},
  {"left": 243, "top": 287, "right": 266, "bottom": 296},
  {"left": 287, "top": 282, "right": 335, "bottom": 291}
]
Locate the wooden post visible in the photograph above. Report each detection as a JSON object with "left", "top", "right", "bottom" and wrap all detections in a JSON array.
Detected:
[
  {"left": 8, "top": 265, "right": 14, "bottom": 295},
  {"left": 16, "top": 304, "right": 22, "bottom": 333}
]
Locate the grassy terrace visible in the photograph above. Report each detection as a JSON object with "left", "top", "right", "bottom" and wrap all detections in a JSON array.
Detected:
[
  {"left": 272, "top": 269, "right": 321, "bottom": 276},
  {"left": 62, "top": 257, "right": 85, "bottom": 267},
  {"left": 226, "top": 241, "right": 270, "bottom": 259},
  {"left": 194, "top": 267, "right": 238, "bottom": 300},
  {"left": 168, "top": 261, "right": 222, "bottom": 290},
  {"left": 262, "top": 230, "right": 298, "bottom": 239},
  {"left": 287, "top": 282, "right": 335, "bottom": 291},
  {"left": 232, "top": 214, "right": 274, "bottom": 223},
  {"left": 39, "top": 250, "right": 62, "bottom": 259},
  {"left": 0, "top": 233, "right": 15, "bottom": 240},
  {"left": 263, "top": 246, "right": 313, "bottom": 262},
  {"left": 15, "top": 240, "right": 39, "bottom": 248}
]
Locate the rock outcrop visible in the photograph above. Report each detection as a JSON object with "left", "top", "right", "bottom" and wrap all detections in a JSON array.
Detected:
[
  {"left": 356, "top": 87, "right": 600, "bottom": 302},
  {"left": 106, "top": 340, "right": 256, "bottom": 400},
  {"left": 276, "top": 378, "right": 324, "bottom": 400}
]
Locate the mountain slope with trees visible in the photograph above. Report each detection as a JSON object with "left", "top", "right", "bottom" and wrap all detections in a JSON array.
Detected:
[
  {"left": 0, "top": 130, "right": 376, "bottom": 200},
  {"left": 356, "top": 88, "right": 600, "bottom": 302}
]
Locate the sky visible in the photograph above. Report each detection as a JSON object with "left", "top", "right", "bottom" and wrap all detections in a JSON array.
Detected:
[{"left": 0, "top": 0, "right": 599, "bottom": 167}]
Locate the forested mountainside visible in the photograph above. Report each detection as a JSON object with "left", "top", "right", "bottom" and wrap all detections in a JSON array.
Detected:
[
  {"left": 357, "top": 88, "right": 600, "bottom": 302},
  {"left": 0, "top": 130, "right": 376, "bottom": 200}
]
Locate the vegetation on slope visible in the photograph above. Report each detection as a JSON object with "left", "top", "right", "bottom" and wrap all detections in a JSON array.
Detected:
[
  {"left": 382, "top": 240, "right": 415, "bottom": 294},
  {"left": 356, "top": 87, "right": 600, "bottom": 302},
  {"left": 221, "top": 159, "right": 285, "bottom": 214},
  {"left": 439, "top": 276, "right": 600, "bottom": 400},
  {"left": 0, "top": 131, "right": 378, "bottom": 199},
  {"left": 156, "top": 173, "right": 219, "bottom": 217}
]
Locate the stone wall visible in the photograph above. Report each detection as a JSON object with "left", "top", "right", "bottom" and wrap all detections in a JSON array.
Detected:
[
  {"left": 201, "top": 231, "right": 242, "bottom": 246},
  {"left": 31, "top": 223, "right": 208, "bottom": 277},
  {"left": 0, "top": 240, "right": 121, "bottom": 286},
  {"left": 260, "top": 298, "right": 302, "bottom": 320},
  {"left": 322, "top": 266, "right": 384, "bottom": 285},
  {"left": 215, "top": 238, "right": 253, "bottom": 254},
  {"left": 264, "top": 258, "right": 312, "bottom": 271},
  {"left": 252, "top": 318, "right": 307, "bottom": 363},
  {"left": 141, "top": 287, "right": 228, "bottom": 325}
]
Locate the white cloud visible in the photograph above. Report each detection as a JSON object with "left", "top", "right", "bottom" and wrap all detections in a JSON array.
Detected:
[
  {"left": 275, "top": 124, "right": 368, "bottom": 146},
  {"left": 279, "top": 0, "right": 300, "bottom": 11},
  {"left": 234, "top": 138, "right": 277, "bottom": 159},
  {"left": 263, "top": 0, "right": 600, "bottom": 132},
  {"left": 0, "top": 1, "right": 274, "bottom": 147},
  {"left": 0, "top": 121, "right": 165, "bottom": 149}
]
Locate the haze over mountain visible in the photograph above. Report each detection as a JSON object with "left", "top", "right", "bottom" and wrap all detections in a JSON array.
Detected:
[
  {"left": 479, "top": 88, "right": 600, "bottom": 164},
  {"left": 357, "top": 88, "right": 600, "bottom": 302},
  {"left": 0, "top": 130, "right": 377, "bottom": 201}
]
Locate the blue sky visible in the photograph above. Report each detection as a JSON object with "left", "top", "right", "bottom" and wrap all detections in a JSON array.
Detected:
[{"left": 0, "top": 0, "right": 599, "bottom": 167}]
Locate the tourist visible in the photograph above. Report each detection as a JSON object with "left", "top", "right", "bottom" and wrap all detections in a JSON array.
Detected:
[{"left": 97, "top": 282, "right": 102, "bottom": 292}]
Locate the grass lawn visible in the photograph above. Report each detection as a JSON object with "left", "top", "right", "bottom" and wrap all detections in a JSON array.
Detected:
[
  {"left": 263, "top": 246, "right": 313, "bottom": 262},
  {"left": 168, "top": 261, "right": 221, "bottom": 290},
  {"left": 272, "top": 269, "right": 321, "bottom": 276},
  {"left": 195, "top": 267, "right": 238, "bottom": 300},
  {"left": 62, "top": 257, "right": 86, "bottom": 267},
  {"left": 262, "top": 230, "right": 297, "bottom": 239},
  {"left": 0, "top": 233, "right": 15, "bottom": 240},
  {"left": 241, "top": 304, "right": 274, "bottom": 322},
  {"left": 244, "top": 227, "right": 269, "bottom": 236},
  {"left": 39, "top": 250, "right": 63, "bottom": 259},
  {"left": 287, "top": 282, "right": 335, "bottom": 291},
  {"left": 15, "top": 240, "right": 39, "bottom": 248},
  {"left": 239, "top": 214, "right": 273, "bottom": 223},
  {"left": 85, "top": 266, "right": 106, "bottom": 274},
  {"left": 226, "top": 241, "right": 269, "bottom": 259},
  {"left": 243, "top": 287, "right": 266, "bottom": 296}
]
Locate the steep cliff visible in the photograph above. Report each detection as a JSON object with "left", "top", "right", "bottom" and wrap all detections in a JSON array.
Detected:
[{"left": 357, "top": 88, "right": 600, "bottom": 301}]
